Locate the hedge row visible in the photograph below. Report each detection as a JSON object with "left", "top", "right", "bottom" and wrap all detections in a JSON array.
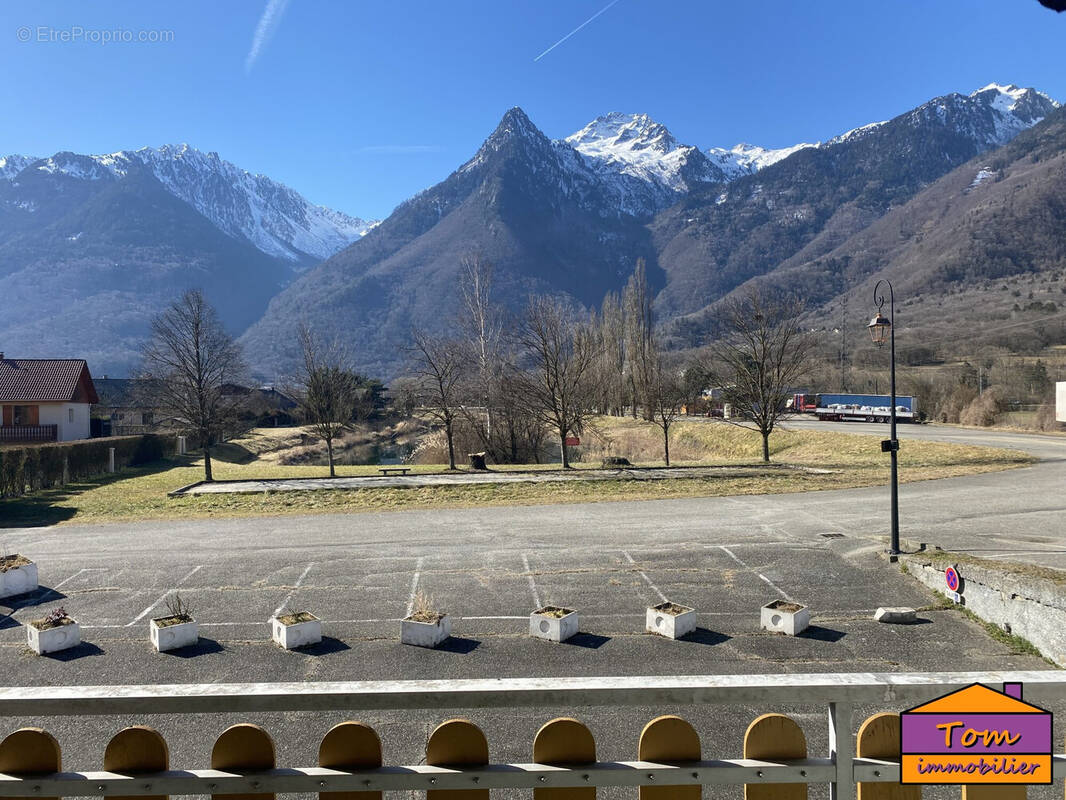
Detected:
[{"left": 0, "top": 433, "right": 194, "bottom": 499}]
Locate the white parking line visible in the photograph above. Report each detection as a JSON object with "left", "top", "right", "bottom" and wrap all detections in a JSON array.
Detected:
[
  {"left": 404, "top": 557, "right": 425, "bottom": 617},
  {"left": 272, "top": 562, "right": 316, "bottom": 618},
  {"left": 127, "top": 565, "right": 203, "bottom": 626},
  {"left": 0, "top": 567, "right": 109, "bottom": 621},
  {"left": 718, "top": 546, "right": 796, "bottom": 603},
  {"left": 622, "top": 550, "right": 668, "bottom": 604},
  {"left": 521, "top": 553, "right": 542, "bottom": 609}
]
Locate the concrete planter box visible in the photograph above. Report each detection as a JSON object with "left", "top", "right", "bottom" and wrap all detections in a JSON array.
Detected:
[
  {"left": 26, "top": 618, "right": 80, "bottom": 655},
  {"left": 761, "top": 600, "right": 810, "bottom": 636},
  {"left": 272, "top": 613, "right": 322, "bottom": 650},
  {"left": 530, "top": 606, "right": 579, "bottom": 643},
  {"left": 401, "top": 614, "right": 451, "bottom": 648},
  {"left": 0, "top": 557, "right": 38, "bottom": 600},
  {"left": 149, "top": 617, "right": 199, "bottom": 653},
  {"left": 646, "top": 602, "right": 696, "bottom": 639}
]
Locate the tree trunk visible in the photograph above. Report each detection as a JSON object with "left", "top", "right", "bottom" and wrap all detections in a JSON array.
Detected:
[
  {"left": 326, "top": 436, "right": 336, "bottom": 478},
  {"left": 663, "top": 426, "right": 671, "bottom": 467},
  {"left": 761, "top": 429, "right": 770, "bottom": 463},
  {"left": 560, "top": 432, "right": 570, "bottom": 469},
  {"left": 446, "top": 422, "right": 456, "bottom": 470},
  {"left": 203, "top": 445, "right": 213, "bottom": 482}
]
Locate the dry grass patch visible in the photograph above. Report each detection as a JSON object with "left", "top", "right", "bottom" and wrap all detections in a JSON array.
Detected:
[{"left": 0, "top": 419, "right": 1033, "bottom": 527}]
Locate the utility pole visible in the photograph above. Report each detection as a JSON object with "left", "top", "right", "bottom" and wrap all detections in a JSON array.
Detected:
[{"left": 839, "top": 294, "right": 849, "bottom": 392}]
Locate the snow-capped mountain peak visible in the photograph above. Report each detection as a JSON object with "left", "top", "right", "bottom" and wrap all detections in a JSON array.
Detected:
[
  {"left": 567, "top": 112, "right": 680, "bottom": 155},
  {"left": 11, "top": 144, "right": 375, "bottom": 263},
  {"left": 565, "top": 112, "right": 725, "bottom": 199}
]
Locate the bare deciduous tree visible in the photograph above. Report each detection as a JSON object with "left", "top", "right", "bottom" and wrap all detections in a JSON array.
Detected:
[
  {"left": 410, "top": 329, "right": 465, "bottom": 470},
  {"left": 712, "top": 290, "right": 814, "bottom": 463},
  {"left": 459, "top": 252, "right": 501, "bottom": 381},
  {"left": 292, "top": 323, "right": 362, "bottom": 477},
  {"left": 647, "top": 352, "right": 686, "bottom": 466},
  {"left": 513, "top": 296, "right": 601, "bottom": 469},
  {"left": 141, "top": 289, "right": 246, "bottom": 482}
]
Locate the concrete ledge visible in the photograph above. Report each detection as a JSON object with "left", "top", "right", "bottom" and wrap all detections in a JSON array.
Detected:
[
  {"left": 901, "top": 552, "right": 1066, "bottom": 666},
  {"left": 166, "top": 464, "right": 805, "bottom": 497}
]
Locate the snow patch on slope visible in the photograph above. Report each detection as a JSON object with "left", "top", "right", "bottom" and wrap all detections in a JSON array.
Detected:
[
  {"left": 0, "top": 155, "right": 37, "bottom": 181},
  {"left": 20, "top": 144, "right": 376, "bottom": 263},
  {"left": 705, "top": 142, "right": 818, "bottom": 178}
]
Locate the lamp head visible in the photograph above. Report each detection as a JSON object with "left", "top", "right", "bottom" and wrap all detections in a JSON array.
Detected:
[{"left": 868, "top": 312, "right": 891, "bottom": 348}]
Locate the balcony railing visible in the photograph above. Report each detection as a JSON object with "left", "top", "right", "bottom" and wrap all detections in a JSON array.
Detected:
[
  {"left": 0, "top": 670, "right": 1064, "bottom": 797},
  {"left": 0, "top": 424, "right": 57, "bottom": 443}
]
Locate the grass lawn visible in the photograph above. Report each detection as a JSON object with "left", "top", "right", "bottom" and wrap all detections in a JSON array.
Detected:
[{"left": 0, "top": 419, "right": 1034, "bottom": 527}]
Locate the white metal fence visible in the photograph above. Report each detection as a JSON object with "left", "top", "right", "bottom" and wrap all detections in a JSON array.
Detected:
[{"left": 0, "top": 670, "right": 1064, "bottom": 798}]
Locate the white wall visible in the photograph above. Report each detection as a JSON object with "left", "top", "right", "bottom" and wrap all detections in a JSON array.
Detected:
[
  {"left": 38, "top": 402, "right": 91, "bottom": 441},
  {"left": 1058, "top": 381, "right": 1066, "bottom": 423}
]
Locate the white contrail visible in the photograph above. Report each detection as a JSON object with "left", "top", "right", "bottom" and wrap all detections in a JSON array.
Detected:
[
  {"left": 533, "top": 0, "right": 623, "bottom": 62},
  {"left": 245, "top": 0, "right": 292, "bottom": 73}
]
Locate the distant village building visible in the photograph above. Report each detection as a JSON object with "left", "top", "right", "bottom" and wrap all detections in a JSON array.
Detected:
[
  {"left": 92, "top": 378, "right": 168, "bottom": 436},
  {"left": 91, "top": 378, "right": 298, "bottom": 435},
  {"left": 0, "top": 354, "right": 99, "bottom": 443}
]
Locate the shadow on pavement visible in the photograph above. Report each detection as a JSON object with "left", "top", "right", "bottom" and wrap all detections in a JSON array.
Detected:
[
  {"left": 295, "top": 636, "right": 351, "bottom": 656},
  {"left": 800, "top": 626, "right": 846, "bottom": 643},
  {"left": 563, "top": 633, "right": 611, "bottom": 649},
  {"left": 680, "top": 627, "right": 731, "bottom": 646},
  {"left": 162, "top": 637, "right": 225, "bottom": 658},
  {"left": 42, "top": 642, "right": 105, "bottom": 661},
  {"left": 0, "top": 587, "right": 68, "bottom": 626},
  {"left": 437, "top": 636, "right": 481, "bottom": 654}
]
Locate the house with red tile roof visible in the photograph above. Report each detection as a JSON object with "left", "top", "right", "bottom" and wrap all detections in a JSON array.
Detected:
[{"left": 0, "top": 354, "right": 99, "bottom": 443}]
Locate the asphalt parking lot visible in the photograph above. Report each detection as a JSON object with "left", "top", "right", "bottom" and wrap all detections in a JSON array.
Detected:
[{"left": 1, "top": 532, "right": 1058, "bottom": 798}]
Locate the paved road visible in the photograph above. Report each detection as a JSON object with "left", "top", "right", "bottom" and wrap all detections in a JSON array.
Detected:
[{"left": 775, "top": 420, "right": 1066, "bottom": 567}]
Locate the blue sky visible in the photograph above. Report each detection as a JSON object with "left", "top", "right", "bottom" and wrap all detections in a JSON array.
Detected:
[{"left": 2, "top": 1, "right": 1064, "bottom": 220}]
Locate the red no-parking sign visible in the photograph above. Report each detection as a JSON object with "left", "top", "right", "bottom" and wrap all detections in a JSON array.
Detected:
[{"left": 945, "top": 565, "right": 960, "bottom": 593}]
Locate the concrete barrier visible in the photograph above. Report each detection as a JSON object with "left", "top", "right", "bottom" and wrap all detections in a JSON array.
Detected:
[{"left": 902, "top": 552, "right": 1066, "bottom": 666}]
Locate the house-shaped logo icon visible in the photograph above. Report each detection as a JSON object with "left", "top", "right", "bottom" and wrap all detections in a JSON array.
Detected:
[{"left": 900, "top": 682, "right": 1052, "bottom": 785}]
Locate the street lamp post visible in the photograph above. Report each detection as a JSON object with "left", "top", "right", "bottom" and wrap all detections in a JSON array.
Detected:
[{"left": 868, "top": 280, "right": 900, "bottom": 555}]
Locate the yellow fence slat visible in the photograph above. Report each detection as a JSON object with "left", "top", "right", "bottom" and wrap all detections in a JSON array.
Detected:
[
  {"left": 533, "top": 717, "right": 596, "bottom": 800},
  {"left": 856, "top": 713, "right": 919, "bottom": 800},
  {"left": 426, "top": 719, "right": 488, "bottom": 800},
  {"left": 318, "top": 721, "right": 382, "bottom": 800},
  {"left": 638, "top": 715, "right": 701, "bottom": 800},
  {"left": 743, "top": 713, "right": 807, "bottom": 800},
  {"left": 0, "top": 728, "right": 61, "bottom": 800},
  {"left": 211, "top": 724, "right": 276, "bottom": 800},
  {"left": 104, "top": 726, "right": 169, "bottom": 800}
]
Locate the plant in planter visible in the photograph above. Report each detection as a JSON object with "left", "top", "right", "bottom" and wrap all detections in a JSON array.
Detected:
[
  {"left": 26, "top": 606, "right": 80, "bottom": 655},
  {"left": 530, "top": 605, "right": 579, "bottom": 643},
  {"left": 149, "top": 594, "right": 199, "bottom": 653},
  {"left": 271, "top": 608, "right": 322, "bottom": 649},
  {"left": 645, "top": 601, "right": 697, "bottom": 640},
  {"left": 0, "top": 553, "right": 39, "bottom": 600},
  {"left": 401, "top": 591, "right": 451, "bottom": 648},
  {"left": 760, "top": 599, "right": 810, "bottom": 636}
]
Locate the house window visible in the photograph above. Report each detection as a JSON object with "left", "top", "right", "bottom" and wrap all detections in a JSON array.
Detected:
[
  {"left": 13, "top": 406, "right": 37, "bottom": 426},
  {"left": 68, "top": 408, "right": 75, "bottom": 423}
]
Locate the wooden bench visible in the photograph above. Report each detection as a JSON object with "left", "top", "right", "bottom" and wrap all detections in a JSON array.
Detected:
[{"left": 378, "top": 467, "right": 411, "bottom": 476}]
